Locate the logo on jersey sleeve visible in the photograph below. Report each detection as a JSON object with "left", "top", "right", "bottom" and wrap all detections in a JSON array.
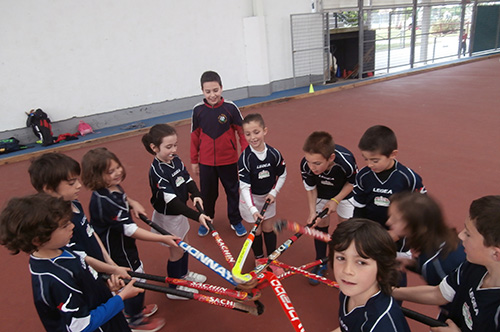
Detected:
[{"left": 57, "top": 294, "right": 79, "bottom": 313}]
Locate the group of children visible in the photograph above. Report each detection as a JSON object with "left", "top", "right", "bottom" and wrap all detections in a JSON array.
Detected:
[{"left": 0, "top": 70, "right": 499, "bottom": 332}]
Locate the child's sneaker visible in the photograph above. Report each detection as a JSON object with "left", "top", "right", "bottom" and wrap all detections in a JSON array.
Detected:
[
  {"left": 198, "top": 224, "right": 209, "bottom": 237},
  {"left": 166, "top": 285, "right": 199, "bottom": 300},
  {"left": 230, "top": 222, "right": 247, "bottom": 237},
  {"left": 308, "top": 263, "right": 327, "bottom": 286},
  {"left": 183, "top": 271, "right": 207, "bottom": 283},
  {"left": 129, "top": 317, "right": 165, "bottom": 332},
  {"left": 124, "top": 304, "right": 158, "bottom": 320}
]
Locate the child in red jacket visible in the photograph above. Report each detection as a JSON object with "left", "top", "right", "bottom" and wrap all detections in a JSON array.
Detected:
[{"left": 190, "top": 70, "right": 248, "bottom": 237}]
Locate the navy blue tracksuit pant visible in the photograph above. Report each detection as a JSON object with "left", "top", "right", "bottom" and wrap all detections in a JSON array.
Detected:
[{"left": 199, "top": 163, "right": 242, "bottom": 226}]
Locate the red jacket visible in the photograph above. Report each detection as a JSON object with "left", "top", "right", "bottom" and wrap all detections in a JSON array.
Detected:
[{"left": 190, "top": 98, "right": 248, "bottom": 166}]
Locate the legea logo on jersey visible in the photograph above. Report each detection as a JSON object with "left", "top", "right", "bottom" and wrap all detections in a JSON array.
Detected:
[
  {"left": 218, "top": 114, "right": 227, "bottom": 124},
  {"left": 372, "top": 188, "right": 393, "bottom": 194}
]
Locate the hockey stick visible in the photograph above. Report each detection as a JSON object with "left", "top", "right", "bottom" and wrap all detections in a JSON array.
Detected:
[
  {"left": 138, "top": 214, "right": 238, "bottom": 286},
  {"left": 276, "top": 258, "right": 327, "bottom": 281},
  {"left": 128, "top": 270, "right": 261, "bottom": 301},
  {"left": 401, "top": 307, "right": 448, "bottom": 327},
  {"left": 247, "top": 209, "right": 330, "bottom": 282},
  {"left": 232, "top": 199, "right": 270, "bottom": 283},
  {"left": 195, "top": 202, "right": 236, "bottom": 267},
  {"left": 263, "top": 271, "right": 306, "bottom": 332},
  {"left": 106, "top": 275, "right": 263, "bottom": 316},
  {"left": 273, "top": 219, "right": 332, "bottom": 243},
  {"left": 271, "top": 259, "right": 338, "bottom": 288}
]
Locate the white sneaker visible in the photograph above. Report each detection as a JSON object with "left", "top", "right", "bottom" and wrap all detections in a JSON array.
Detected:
[
  {"left": 183, "top": 271, "right": 207, "bottom": 283},
  {"left": 166, "top": 285, "right": 199, "bottom": 300}
]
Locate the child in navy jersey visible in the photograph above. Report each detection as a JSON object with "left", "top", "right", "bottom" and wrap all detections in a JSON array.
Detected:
[
  {"left": 387, "top": 192, "right": 466, "bottom": 285},
  {"left": 191, "top": 70, "right": 249, "bottom": 237},
  {"left": 330, "top": 218, "right": 410, "bottom": 332},
  {"left": 387, "top": 192, "right": 466, "bottom": 322},
  {"left": 393, "top": 195, "right": 500, "bottom": 332},
  {"left": 349, "top": 125, "right": 426, "bottom": 288},
  {"left": 238, "top": 114, "right": 286, "bottom": 270},
  {"left": 82, "top": 147, "right": 179, "bottom": 331},
  {"left": 28, "top": 152, "right": 130, "bottom": 279},
  {"left": 142, "top": 124, "right": 210, "bottom": 299},
  {"left": 349, "top": 125, "right": 426, "bottom": 226},
  {"left": 301, "top": 131, "right": 357, "bottom": 284},
  {"left": 0, "top": 193, "right": 143, "bottom": 332}
]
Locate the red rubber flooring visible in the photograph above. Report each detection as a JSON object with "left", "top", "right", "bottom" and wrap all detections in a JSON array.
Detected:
[{"left": 1, "top": 55, "right": 500, "bottom": 331}]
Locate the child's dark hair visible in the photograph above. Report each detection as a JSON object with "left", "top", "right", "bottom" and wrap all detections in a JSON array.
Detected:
[
  {"left": 0, "top": 193, "right": 72, "bottom": 255},
  {"left": 302, "top": 131, "right": 335, "bottom": 160},
  {"left": 200, "top": 71, "right": 222, "bottom": 89},
  {"left": 358, "top": 125, "right": 397, "bottom": 156},
  {"left": 243, "top": 113, "right": 265, "bottom": 128},
  {"left": 28, "top": 153, "right": 81, "bottom": 192},
  {"left": 390, "top": 192, "right": 459, "bottom": 257},
  {"left": 142, "top": 124, "right": 177, "bottom": 155},
  {"left": 81, "top": 147, "right": 126, "bottom": 191},
  {"left": 469, "top": 195, "right": 500, "bottom": 247},
  {"left": 330, "top": 218, "right": 399, "bottom": 295}
]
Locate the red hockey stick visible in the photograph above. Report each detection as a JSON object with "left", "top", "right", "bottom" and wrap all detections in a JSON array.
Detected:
[
  {"left": 248, "top": 209, "right": 329, "bottom": 281},
  {"left": 273, "top": 219, "right": 332, "bottom": 243},
  {"left": 263, "top": 271, "right": 306, "bottom": 332},
  {"left": 111, "top": 275, "right": 263, "bottom": 316},
  {"left": 196, "top": 202, "right": 236, "bottom": 267},
  {"left": 128, "top": 270, "right": 261, "bottom": 301}
]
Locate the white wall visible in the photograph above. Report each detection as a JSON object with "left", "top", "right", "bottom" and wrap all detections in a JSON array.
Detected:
[{"left": 0, "top": 0, "right": 310, "bottom": 133}]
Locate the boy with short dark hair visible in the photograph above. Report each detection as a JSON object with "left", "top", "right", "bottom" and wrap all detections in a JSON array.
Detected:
[
  {"left": 349, "top": 125, "right": 426, "bottom": 226},
  {"left": 393, "top": 195, "right": 500, "bottom": 331},
  {"left": 301, "top": 131, "right": 358, "bottom": 284},
  {"left": 0, "top": 193, "right": 142, "bottom": 332},
  {"left": 190, "top": 70, "right": 249, "bottom": 237}
]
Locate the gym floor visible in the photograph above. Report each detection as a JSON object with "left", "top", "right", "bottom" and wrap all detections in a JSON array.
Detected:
[{"left": 1, "top": 55, "right": 499, "bottom": 331}]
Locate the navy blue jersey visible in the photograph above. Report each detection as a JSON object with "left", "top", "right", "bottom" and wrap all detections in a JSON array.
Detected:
[
  {"left": 149, "top": 156, "right": 194, "bottom": 214},
  {"left": 418, "top": 241, "right": 466, "bottom": 286},
  {"left": 440, "top": 262, "right": 500, "bottom": 331},
  {"left": 300, "top": 145, "right": 357, "bottom": 199},
  {"left": 349, "top": 160, "right": 425, "bottom": 225},
  {"left": 30, "top": 249, "right": 129, "bottom": 332},
  {"left": 88, "top": 187, "right": 141, "bottom": 270},
  {"left": 68, "top": 200, "right": 104, "bottom": 261},
  {"left": 338, "top": 291, "right": 410, "bottom": 332},
  {"left": 238, "top": 144, "right": 286, "bottom": 195}
]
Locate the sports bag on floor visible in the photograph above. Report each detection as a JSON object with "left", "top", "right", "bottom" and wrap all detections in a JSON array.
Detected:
[{"left": 26, "top": 108, "right": 54, "bottom": 146}]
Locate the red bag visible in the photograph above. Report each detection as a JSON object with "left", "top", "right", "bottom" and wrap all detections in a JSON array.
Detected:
[{"left": 78, "top": 120, "right": 93, "bottom": 136}]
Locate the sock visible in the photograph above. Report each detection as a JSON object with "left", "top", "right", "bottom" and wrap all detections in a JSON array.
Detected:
[
  {"left": 314, "top": 226, "right": 329, "bottom": 260},
  {"left": 252, "top": 234, "right": 264, "bottom": 258},
  {"left": 167, "top": 257, "right": 184, "bottom": 288},
  {"left": 180, "top": 251, "right": 189, "bottom": 277},
  {"left": 263, "top": 231, "right": 277, "bottom": 256}
]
